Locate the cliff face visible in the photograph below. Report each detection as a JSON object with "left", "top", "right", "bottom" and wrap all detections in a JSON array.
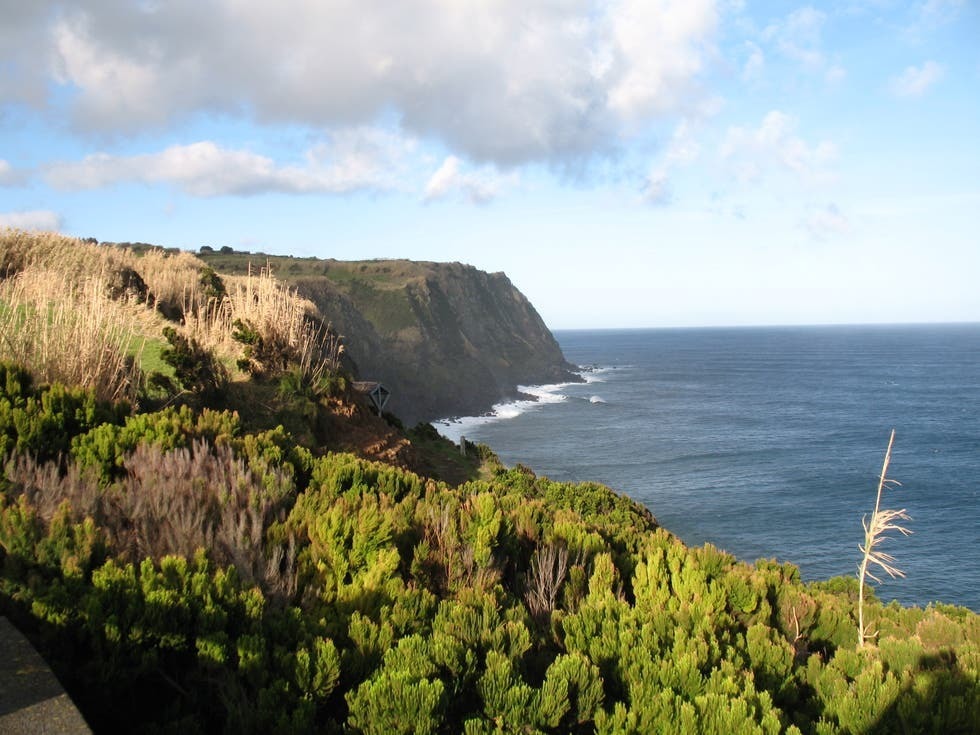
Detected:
[{"left": 287, "top": 259, "right": 578, "bottom": 425}]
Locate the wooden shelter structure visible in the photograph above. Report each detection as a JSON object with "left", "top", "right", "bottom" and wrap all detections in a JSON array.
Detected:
[{"left": 353, "top": 381, "right": 391, "bottom": 415}]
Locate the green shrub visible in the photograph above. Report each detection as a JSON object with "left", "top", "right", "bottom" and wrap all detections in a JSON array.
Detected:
[
  {"left": 159, "top": 325, "right": 228, "bottom": 401},
  {"left": 0, "top": 363, "right": 129, "bottom": 463},
  {"left": 199, "top": 266, "right": 227, "bottom": 300},
  {"left": 70, "top": 405, "right": 240, "bottom": 484},
  {"left": 1, "top": 389, "right": 978, "bottom": 734}
]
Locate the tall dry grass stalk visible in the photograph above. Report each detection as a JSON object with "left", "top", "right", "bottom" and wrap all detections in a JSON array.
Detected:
[
  {"left": 1, "top": 229, "right": 138, "bottom": 286},
  {"left": 2, "top": 230, "right": 343, "bottom": 394},
  {"left": 856, "top": 429, "right": 911, "bottom": 648},
  {"left": 3, "top": 228, "right": 97, "bottom": 275},
  {"left": 184, "top": 264, "right": 343, "bottom": 377},
  {"left": 1, "top": 228, "right": 207, "bottom": 312},
  {"left": 127, "top": 247, "right": 208, "bottom": 312},
  {"left": 207, "top": 265, "right": 315, "bottom": 346},
  {"left": 0, "top": 267, "right": 145, "bottom": 403},
  {"left": 525, "top": 543, "right": 571, "bottom": 619}
]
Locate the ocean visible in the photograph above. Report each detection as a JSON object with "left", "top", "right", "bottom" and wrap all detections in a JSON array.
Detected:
[{"left": 436, "top": 325, "right": 980, "bottom": 612}]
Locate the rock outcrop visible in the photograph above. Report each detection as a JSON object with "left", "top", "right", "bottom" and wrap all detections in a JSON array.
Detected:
[{"left": 287, "top": 259, "right": 579, "bottom": 425}]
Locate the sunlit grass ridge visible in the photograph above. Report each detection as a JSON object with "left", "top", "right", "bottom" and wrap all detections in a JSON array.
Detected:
[{"left": 0, "top": 229, "right": 342, "bottom": 403}]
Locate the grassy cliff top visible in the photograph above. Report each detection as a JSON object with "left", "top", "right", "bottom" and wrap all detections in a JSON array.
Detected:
[{"left": 197, "top": 248, "right": 488, "bottom": 287}]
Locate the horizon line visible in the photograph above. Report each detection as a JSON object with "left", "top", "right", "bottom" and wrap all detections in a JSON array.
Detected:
[{"left": 550, "top": 320, "right": 980, "bottom": 332}]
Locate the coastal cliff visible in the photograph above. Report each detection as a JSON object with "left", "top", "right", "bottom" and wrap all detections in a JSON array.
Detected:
[
  {"left": 199, "top": 253, "right": 579, "bottom": 424},
  {"left": 3, "top": 232, "right": 977, "bottom": 735}
]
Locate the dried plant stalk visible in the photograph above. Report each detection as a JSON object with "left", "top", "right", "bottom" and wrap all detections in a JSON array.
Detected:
[
  {"left": 856, "top": 429, "right": 911, "bottom": 648},
  {"left": 525, "top": 542, "right": 571, "bottom": 619},
  {"left": 0, "top": 267, "right": 145, "bottom": 403}
]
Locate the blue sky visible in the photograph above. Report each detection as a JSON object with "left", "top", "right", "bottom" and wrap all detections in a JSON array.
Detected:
[{"left": 1, "top": 1, "right": 978, "bottom": 328}]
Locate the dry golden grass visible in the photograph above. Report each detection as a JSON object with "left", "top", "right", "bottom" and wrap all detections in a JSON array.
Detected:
[
  {"left": 1, "top": 227, "right": 209, "bottom": 311},
  {"left": 857, "top": 429, "right": 911, "bottom": 648},
  {"left": 0, "top": 228, "right": 129, "bottom": 279},
  {"left": 0, "top": 266, "right": 146, "bottom": 402},
  {"left": 0, "top": 230, "right": 344, "bottom": 399},
  {"left": 129, "top": 247, "right": 212, "bottom": 314},
  {"left": 184, "top": 264, "right": 342, "bottom": 378}
]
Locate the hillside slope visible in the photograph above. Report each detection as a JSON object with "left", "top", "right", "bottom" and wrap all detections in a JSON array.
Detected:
[
  {"left": 2, "top": 232, "right": 977, "bottom": 734},
  {"left": 200, "top": 253, "right": 580, "bottom": 424}
]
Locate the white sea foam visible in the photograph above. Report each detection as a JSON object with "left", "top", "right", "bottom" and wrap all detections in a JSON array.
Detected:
[
  {"left": 578, "top": 365, "right": 619, "bottom": 384},
  {"left": 589, "top": 395, "right": 606, "bottom": 404},
  {"left": 433, "top": 381, "right": 572, "bottom": 443}
]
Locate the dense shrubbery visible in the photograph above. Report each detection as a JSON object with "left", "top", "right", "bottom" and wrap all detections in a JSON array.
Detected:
[
  {"left": 1, "top": 369, "right": 977, "bottom": 733},
  {"left": 157, "top": 325, "right": 230, "bottom": 402},
  {"left": 0, "top": 362, "right": 130, "bottom": 462}
]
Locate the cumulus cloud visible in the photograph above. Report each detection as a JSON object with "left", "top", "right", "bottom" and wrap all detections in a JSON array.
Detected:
[
  {"left": 605, "top": 0, "right": 718, "bottom": 120},
  {"left": 720, "top": 110, "right": 837, "bottom": 184},
  {"left": 0, "top": 160, "right": 26, "bottom": 186},
  {"left": 802, "top": 202, "right": 849, "bottom": 239},
  {"left": 0, "top": 209, "right": 62, "bottom": 231},
  {"left": 45, "top": 129, "right": 414, "bottom": 196},
  {"left": 643, "top": 120, "right": 701, "bottom": 204},
  {"left": 900, "top": 1, "right": 966, "bottom": 42},
  {"left": 763, "top": 6, "right": 827, "bottom": 69},
  {"left": 423, "top": 156, "right": 506, "bottom": 205},
  {"left": 761, "top": 5, "right": 844, "bottom": 81},
  {"left": 0, "top": 2, "right": 55, "bottom": 107},
  {"left": 4, "top": 0, "right": 719, "bottom": 167},
  {"left": 919, "top": 0, "right": 966, "bottom": 26},
  {"left": 890, "top": 61, "right": 945, "bottom": 98}
]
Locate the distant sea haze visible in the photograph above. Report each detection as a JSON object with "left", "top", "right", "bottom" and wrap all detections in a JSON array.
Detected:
[{"left": 437, "top": 324, "right": 980, "bottom": 612}]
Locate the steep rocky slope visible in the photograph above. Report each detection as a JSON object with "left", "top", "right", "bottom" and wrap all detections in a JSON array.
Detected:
[{"left": 200, "top": 253, "right": 580, "bottom": 425}]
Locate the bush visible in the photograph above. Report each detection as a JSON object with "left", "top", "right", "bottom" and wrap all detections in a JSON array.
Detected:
[
  {"left": 160, "top": 326, "right": 228, "bottom": 401},
  {"left": 0, "top": 363, "right": 128, "bottom": 462},
  {"left": 199, "top": 266, "right": 226, "bottom": 299},
  {"left": 1, "top": 388, "right": 978, "bottom": 734},
  {"left": 70, "top": 405, "right": 240, "bottom": 484}
]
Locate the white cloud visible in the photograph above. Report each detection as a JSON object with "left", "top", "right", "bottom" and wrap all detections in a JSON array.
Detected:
[
  {"left": 763, "top": 6, "right": 827, "bottom": 70},
  {"left": 605, "top": 0, "right": 719, "bottom": 120},
  {"left": 643, "top": 170, "right": 672, "bottom": 205},
  {"left": 720, "top": 110, "right": 837, "bottom": 183},
  {"left": 0, "top": 209, "right": 63, "bottom": 231},
  {"left": 760, "top": 6, "right": 845, "bottom": 81},
  {"left": 0, "top": 2, "right": 55, "bottom": 107},
  {"left": 825, "top": 64, "right": 847, "bottom": 85},
  {"left": 802, "top": 203, "right": 849, "bottom": 238},
  {"left": 900, "top": 0, "right": 966, "bottom": 42},
  {"left": 4, "top": 0, "right": 720, "bottom": 167},
  {"left": 890, "top": 61, "right": 945, "bottom": 98},
  {"left": 919, "top": 0, "right": 966, "bottom": 26},
  {"left": 643, "top": 119, "right": 701, "bottom": 203},
  {"left": 741, "top": 42, "right": 765, "bottom": 83},
  {"left": 0, "top": 160, "right": 24, "bottom": 185},
  {"left": 45, "top": 130, "right": 414, "bottom": 196},
  {"left": 423, "top": 156, "right": 505, "bottom": 205}
]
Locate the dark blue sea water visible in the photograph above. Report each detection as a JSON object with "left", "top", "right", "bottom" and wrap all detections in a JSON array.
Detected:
[{"left": 437, "top": 325, "right": 980, "bottom": 612}]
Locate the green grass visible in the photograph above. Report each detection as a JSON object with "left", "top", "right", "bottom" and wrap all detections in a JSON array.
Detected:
[
  {"left": 198, "top": 252, "right": 424, "bottom": 334},
  {"left": 198, "top": 252, "right": 330, "bottom": 279},
  {"left": 198, "top": 251, "right": 432, "bottom": 288},
  {"left": 343, "top": 279, "right": 417, "bottom": 333},
  {"left": 407, "top": 425, "right": 494, "bottom": 486},
  {"left": 136, "top": 335, "right": 173, "bottom": 378}
]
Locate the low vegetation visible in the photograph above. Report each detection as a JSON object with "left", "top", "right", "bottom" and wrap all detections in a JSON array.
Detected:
[{"left": 0, "top": 230, "right": 977, "bottom": 733}]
